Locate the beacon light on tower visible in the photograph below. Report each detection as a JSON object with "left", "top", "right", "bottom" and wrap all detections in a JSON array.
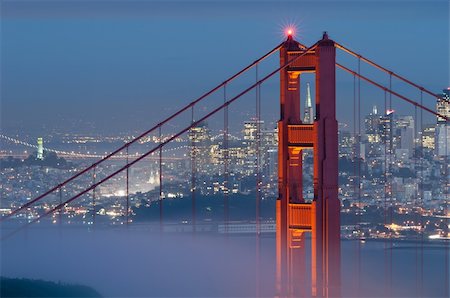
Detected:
[{"left": 285, "top": 27, "right": 295, "bottom": 37}]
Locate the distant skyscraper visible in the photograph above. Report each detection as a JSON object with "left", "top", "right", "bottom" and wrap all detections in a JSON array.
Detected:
[
  {"left": 37, "top": 137, "right": 44, "bottom": 160},
  {"left": 243, "top": 119, "right": 264, "bottom": 141},
  {"left": 435, "top": 89, "right": 450, "bottom": 156},
  {"left": 303, "top": 83, "right": 314, "bottom": 124},
  {"left": 436, "top": 88, "right": 450, "bottom": 123},
  {"left": 380, "top": 109, "right": 395, "bottom": 155},
  {"left": 188, "top": 121, "right": 212, "bottom": 174},
  {"left": 422, "top": 125, "right": 435, "bottom": 150},
  {"left": 242, "top": 119, "right": 264, "bottom": 174},
  {"left": 365, "top": 105, "right": 381, "bottom": 143},
  {"left": 396, "top": 115, "right": 414, "bottom": 156}
]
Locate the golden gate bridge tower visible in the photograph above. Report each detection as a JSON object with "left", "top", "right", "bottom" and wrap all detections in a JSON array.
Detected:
[{"left": 276, "top": 32, "right": 340, "bottom": 297}]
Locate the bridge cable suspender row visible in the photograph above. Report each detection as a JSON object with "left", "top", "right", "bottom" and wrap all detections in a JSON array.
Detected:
[{"left": 0, "top": 42, "right": 284, "bottom": 223}]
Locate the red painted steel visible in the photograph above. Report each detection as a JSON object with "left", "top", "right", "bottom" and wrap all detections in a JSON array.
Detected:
[{"left": 276, "top": 32, "right": 341, "bottom": 298}]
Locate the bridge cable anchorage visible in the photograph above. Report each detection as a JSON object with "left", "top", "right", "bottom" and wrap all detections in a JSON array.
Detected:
[
  {"left": 336, "top": 63, "right": 449, "bottom": 121},
  {"left": 1, "top": 43, "right": 318, "bottom": 241},
  {"left": 335, "top": 43, "right": 450, "bottom": 104},
  {"left": 0, "top": 42, "right": 284, "bottom": 223}
]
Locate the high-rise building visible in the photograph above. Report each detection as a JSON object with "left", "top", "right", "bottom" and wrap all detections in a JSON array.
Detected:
[
  {"left": 396, "top": 115, "right": 414, "bottom": 156},
  {"left": 435, "top": 89, "right": 450, "bottom": 156},
  {"left": 436, "top": 88, "right": 450, "bottom": 123},
  {"left": 303, "top": 83, "right": 314, "bottom": 124},
  {"left": 422, "top": 125, "right": 435, "bottom": 150},
  {"left": 243, "top": 120, "right": 264, "bottom": 141},
  {"left": 379, "top": 109, "right": 395, "bottom": 155},
  {"left": 188, "top": 121, "right": 212, "bottom": 174},
  {"left": 242, "top": 119, "right": 264, "bottom": 175},
  {"left": 435, "top": 125, "right": 449, "bottom": 156},
  {"left": 37, "top": 137, "right": 44, "bottom": 160},
  {"left": 365, "top": 105, "right": 381, "bottom": 143}
]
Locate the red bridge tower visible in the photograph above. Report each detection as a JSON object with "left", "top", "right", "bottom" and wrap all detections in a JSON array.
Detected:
[{"left": 276, "top": 32, "right": 341, "bottom": 297}]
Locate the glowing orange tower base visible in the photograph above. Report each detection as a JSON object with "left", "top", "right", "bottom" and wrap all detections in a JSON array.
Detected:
[{"left": 276, "top": 33, "right": 341, "bottom": 297}]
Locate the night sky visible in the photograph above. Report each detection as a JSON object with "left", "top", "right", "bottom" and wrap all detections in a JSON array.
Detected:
[{"left": 1, "top": 0, "right": 448, "bottom": 135}]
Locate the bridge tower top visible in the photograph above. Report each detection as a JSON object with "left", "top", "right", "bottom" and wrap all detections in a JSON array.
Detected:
[{"left": 277, "top": 33, "right": 340, "bottom": 298}]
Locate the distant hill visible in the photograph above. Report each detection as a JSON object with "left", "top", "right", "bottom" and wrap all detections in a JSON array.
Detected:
[{"left": 0, "top": 277, "right": 101, "bottom": 297}]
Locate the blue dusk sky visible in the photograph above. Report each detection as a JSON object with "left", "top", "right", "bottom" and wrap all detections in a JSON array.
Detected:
[{"left": 1, "top": 0, "right": 448, "bottom": 135}]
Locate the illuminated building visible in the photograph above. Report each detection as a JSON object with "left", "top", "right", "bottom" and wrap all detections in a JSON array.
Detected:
[
  {"left": 436, "top": 88, "right": 450, "bottom": 123},
  {"left": 242, "top": 119, "right": 264, "bottom": 175},
  {"left": 365, "top": 105, "right": 381, "bottom": 143},
  {"left": 422, "top": 125, "right": 435, "bottom": 150},
  {"left": 380, "top": 110, "right": 395, "bottom": 155},
  {"left": 37, "top": 137, "right": 44, "bottom": 160},
  {"left": 396, "top": 115, "right": 414, "bottom": 157},
  {"left": 435, "top": 125, "right": 449, "bottom": 156},
  {"left": 188, "top": 122, "right": 212, "bottom": 174},
  {"left": 364, "top": 105, "right": 383, "bottom": 158},
  {"left": 435, "top": 89, "right": 450, "bottom": 156},
  {"left": 303, "top": 83, "right": 314, "bottom": 124}
]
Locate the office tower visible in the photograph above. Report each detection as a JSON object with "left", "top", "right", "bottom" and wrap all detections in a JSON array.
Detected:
[
  {"left": 435, "top": 89, "right": 450, "bottom": 156},
  {"left": 303, "top": 83, "right": 314, "bottom": 124}
]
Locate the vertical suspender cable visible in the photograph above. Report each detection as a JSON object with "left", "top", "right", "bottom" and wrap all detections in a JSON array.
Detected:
[
  {"left": 191, "top": 106, "right": 196, "bottom": 234},
  {"left": 59, "top": 186, "right": 63, "bottom": 226},
  {"left": 414, "top": 103, "right": 419, "bottom": 294},
  {"left": 388, "top": 73, "right": 393, "bottom": 295},
  {"left": 92, "top": 167, "right": 96, "bottom": 226},
  {"left": 255, "top": 63, "right": 261, "bottom": 298},
  {"left": 224, "top": 84, "right": 229, "bottom": 233},
  {"left": 384, "top": 89, "right": 389, "bottom": 296},
  {"left": 419, "top": 91, "right": 424, "bottom": 297},
  {"left": 352, "top": 73, "right": 359, "bottom": 295},
  {"left": 126, "top": 145, "right": 129, "bottom": 227},
  {"left": 256, "top": 63, "right": 261, "bottom": 234},
  {"left": 159, "top": 125, "right": 163, "bottom": 230},
  {"left": 445, "top": 110, "right": 449, "bottom": 298},
  {"left": 357, "top": 58, "right": 362, "bottom": 296}
]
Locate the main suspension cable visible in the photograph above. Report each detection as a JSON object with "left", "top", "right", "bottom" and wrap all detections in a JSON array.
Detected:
[
  {"left": 1, "top": 42, "right": 284, "bottom": 222},
  {"left": 335, "top": 43, "right": 450, "bottom": 104}
]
